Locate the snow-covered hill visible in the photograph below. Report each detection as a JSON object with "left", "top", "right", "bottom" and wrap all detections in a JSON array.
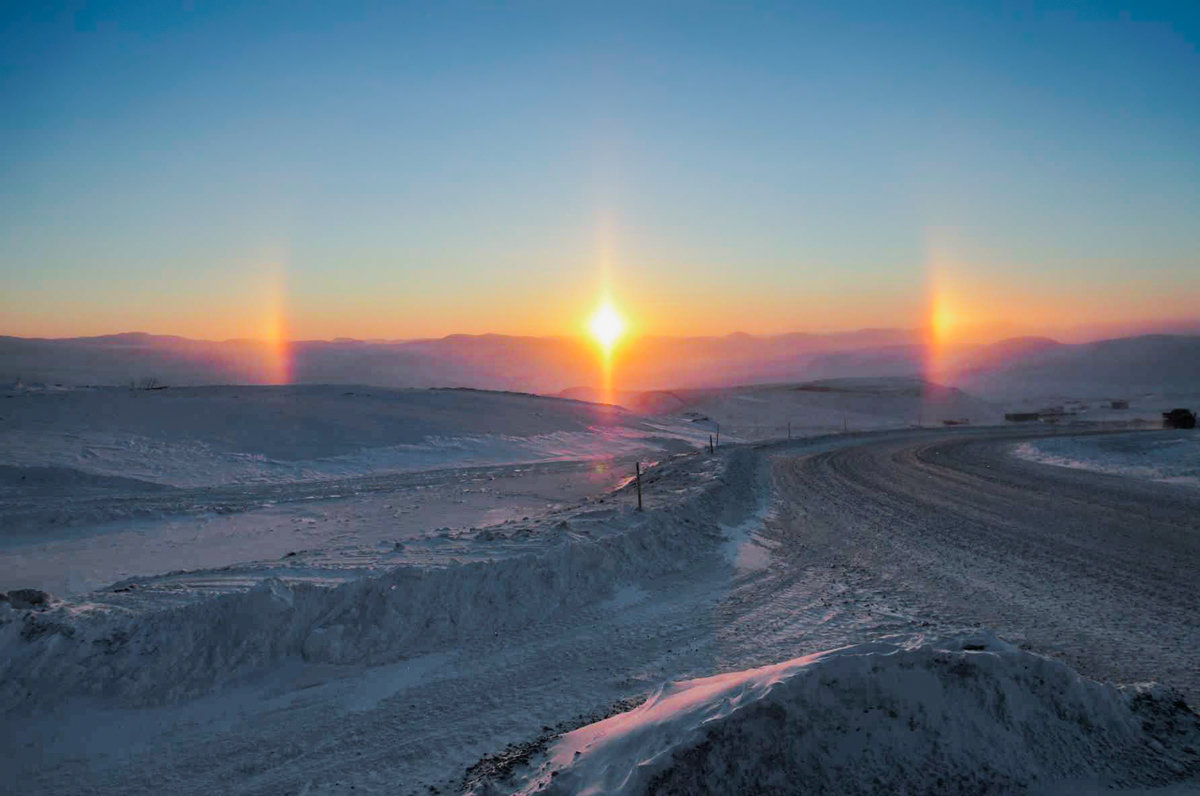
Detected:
[
  {"left": 0, "top": 384, "right": 704, "bottom": 487},
  {"left": 959, "top": 334, "right": 1200, "bottom": 400},
  {"left": 625, "top": 377, "right": 1001, "bottom": 441}
]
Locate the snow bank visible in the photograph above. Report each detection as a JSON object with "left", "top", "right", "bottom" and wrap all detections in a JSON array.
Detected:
[
  {"left": 1015, "top": 431, "right": 1200, "bottom": 486},
  {"left": 510, "top": 633, "right": 1200, "bottom": 795},
  {"left": 0, "top": 449, "right": 762, "bottom": 709}
]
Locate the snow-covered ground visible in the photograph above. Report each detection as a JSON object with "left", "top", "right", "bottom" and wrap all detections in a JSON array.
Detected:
[
  {"left": 0, "top": 460, "right": 643, "bottom": 596},
  {"left": 632, "top": 377, "right": 1002, "bottom": 442},
  {"left": 0, "top": 385, "right": 706, "bottom": 487},
  {"left": 2, "top": 386, "right": 1198, "bottom": 794},
  {"left": 0, "top": 385, "right": 709, "bottom": 595},
  {"left": 1015, "top": 430, "right": 1200, "bottom": 486}
]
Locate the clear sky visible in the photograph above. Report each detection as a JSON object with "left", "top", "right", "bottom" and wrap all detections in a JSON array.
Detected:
[{"left": 2, "top": 1, "right": 1198, "bottom": 341}]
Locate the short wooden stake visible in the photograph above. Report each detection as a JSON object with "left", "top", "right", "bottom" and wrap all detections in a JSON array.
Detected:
[
  {"left": 709, "top": 434, "right": 714, "bottom": 454},
  {"left": 635, "top": 462, "right": 643, "bottom": 511}
]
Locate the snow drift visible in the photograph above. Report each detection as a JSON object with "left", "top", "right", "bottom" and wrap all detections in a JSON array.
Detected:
[{"left": 510, "top": 634, "right": 1200, "bottom": 795}]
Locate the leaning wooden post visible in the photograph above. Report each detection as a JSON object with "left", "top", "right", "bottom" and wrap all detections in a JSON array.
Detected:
[
  {"left": 709, "top": 434, "right": 714, "bottom": 454},
  {"left": 715, "top": 423, "right": 720, "bottom": 448},
  {"left": 635, "top": 462, "right": 643, "bottom": 511}
]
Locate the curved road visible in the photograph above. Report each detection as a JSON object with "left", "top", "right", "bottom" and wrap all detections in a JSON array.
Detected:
[{"left": 767, "top": 428, "right": 1200, "bottom": 700}]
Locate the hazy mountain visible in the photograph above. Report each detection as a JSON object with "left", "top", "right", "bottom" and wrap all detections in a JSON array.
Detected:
[
  {"left": 3, "top": 330, "right": 1198, "bottom": 400},
  {"left": 0, "top": 329, "right": 920, "bottom": 393},
  {"left": 957, "top": 334, "right": 1200, "bottom": 399}
]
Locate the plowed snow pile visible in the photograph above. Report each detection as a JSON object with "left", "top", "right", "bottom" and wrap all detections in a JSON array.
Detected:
[{"left": 507, "top": 634, "right": 1200, "bottom": 795}]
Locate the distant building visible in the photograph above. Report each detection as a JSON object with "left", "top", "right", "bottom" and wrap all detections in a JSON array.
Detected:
[
  {"left": 1005, "top": 412, "right": 1040, "bottom": 422},
  {"left": 1110, "top": 399, "right": 1129, "bottom": 410}
]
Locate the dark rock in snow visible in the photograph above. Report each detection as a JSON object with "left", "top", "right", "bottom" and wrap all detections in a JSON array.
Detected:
[{"left": 4, "top": 589, "right": 52, "bottom": 610}]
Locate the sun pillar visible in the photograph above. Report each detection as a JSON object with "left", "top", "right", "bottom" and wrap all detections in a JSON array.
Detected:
[
  {"left": 261, "top": 261, "right": 292, "bottom": 384},
  {"left": 589, "top": 301, "right": 624, "bottom": 405}
]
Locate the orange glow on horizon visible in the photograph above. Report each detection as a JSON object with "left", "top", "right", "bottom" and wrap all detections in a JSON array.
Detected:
[{"left": 6, "top": 264, "right": 1197, "bottom": 345}]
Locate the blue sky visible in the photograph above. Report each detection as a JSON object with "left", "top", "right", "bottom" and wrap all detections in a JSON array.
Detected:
[{"left": 2, "top": 1, "right": 1198, "bottom": 339}]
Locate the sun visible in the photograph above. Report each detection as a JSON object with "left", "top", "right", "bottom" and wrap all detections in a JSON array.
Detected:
[{"left": 588, "top": 302, "right": 625, "bottom": 350}]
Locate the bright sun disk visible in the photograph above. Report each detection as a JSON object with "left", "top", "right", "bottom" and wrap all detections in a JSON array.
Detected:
[{"left": 589, "top": 302, "right": 624, "bottom": 349}]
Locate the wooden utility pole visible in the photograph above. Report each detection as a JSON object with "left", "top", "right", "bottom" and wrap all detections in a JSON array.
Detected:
[
  {"left": 715, "top": 423, "right": 720, "bottom": 448},
  {"left": 635, "top": 462, "right": 643, "bottom": 511},
  {"left": 708, "top": 434, "right": 714, "bottom": 454}
]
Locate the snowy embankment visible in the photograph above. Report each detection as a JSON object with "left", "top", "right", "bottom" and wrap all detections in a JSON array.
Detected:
[
  {"left": 0, "top": 447, "right": 759, "bottom": 710},
  {"left": 507, "top": 633, "right": 1199, "bottom": 795},
  {"left": 1015, "top": 430, "right": 1200, "bottom": 486}
]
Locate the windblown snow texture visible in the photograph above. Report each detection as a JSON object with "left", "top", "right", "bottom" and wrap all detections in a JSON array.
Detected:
[{"left": 512, "top": 635, "right": 1200, "bottom": 795}]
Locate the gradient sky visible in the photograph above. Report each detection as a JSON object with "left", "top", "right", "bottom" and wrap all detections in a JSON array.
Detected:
[{"left": 2, "top": 1, "right": 1199, "bottom": 341}]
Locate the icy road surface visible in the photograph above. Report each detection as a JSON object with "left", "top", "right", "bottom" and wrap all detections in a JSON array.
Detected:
[{"left": 3, "top": 427, "right": 1199, "bottom": 794}]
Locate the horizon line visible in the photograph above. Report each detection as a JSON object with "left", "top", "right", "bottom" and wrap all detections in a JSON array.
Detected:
[{"left": 3, "top": 321, "right": 1200, "bottom": 347}]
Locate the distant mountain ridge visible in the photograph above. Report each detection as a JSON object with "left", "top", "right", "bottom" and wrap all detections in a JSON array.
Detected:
[
  {"left": 0, "top": 329, "right": 920, "bottom": 393},
  {"left": 2, "top": 330, "right": 1198, "bottom": 399},
  {"left": 959, "top": 334, "right": 1200, "bottom": 398}
]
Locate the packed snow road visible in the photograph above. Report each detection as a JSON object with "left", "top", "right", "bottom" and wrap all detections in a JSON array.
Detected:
[{"left": 767, "top": 427, "right": 1200, "bottom": 701}]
